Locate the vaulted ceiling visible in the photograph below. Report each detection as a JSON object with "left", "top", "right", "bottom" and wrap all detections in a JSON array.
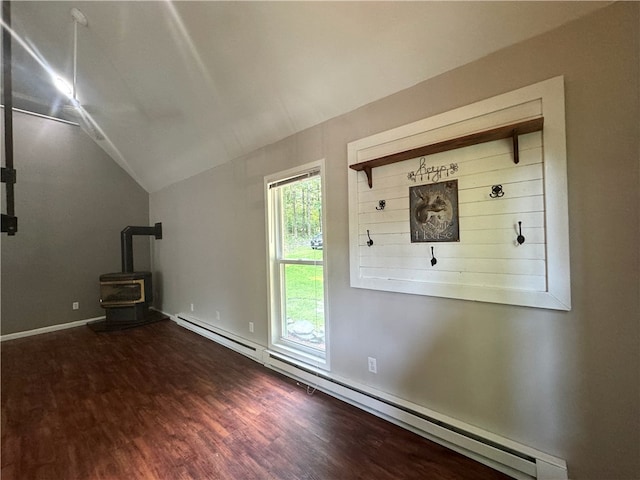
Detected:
[{"left": 5, "top": 1, "right": 608, "bottom": 192}]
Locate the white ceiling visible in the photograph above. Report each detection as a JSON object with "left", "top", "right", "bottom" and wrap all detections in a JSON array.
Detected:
[{"left": 7, "top": 1, "right": 608, "bottom": 192}]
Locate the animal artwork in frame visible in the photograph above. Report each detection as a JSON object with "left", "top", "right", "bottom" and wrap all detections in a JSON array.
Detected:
[{"left": 410, "top": 180, "right": 460, "bottom": 242}]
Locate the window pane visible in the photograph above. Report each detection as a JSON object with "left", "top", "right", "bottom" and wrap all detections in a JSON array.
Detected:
[
  {"left": 282, "top": 264, "right": 325, "bottom": 351},
  {"left": 280, "top": 176, "right": 323, "bottom": 261}
]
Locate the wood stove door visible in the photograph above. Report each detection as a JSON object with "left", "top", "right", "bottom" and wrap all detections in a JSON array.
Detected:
[{"left": 100, "top": 279, "right": 145, "bottom": 307}]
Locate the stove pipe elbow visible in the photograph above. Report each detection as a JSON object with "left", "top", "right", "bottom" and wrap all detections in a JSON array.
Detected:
[{"left": 121, "top": 222, "right": 162, "bottom": 273}]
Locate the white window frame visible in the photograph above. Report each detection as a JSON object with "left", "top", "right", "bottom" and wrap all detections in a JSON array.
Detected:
[{"left": 265, "top": 159, "right": 329, "bottom": 369}]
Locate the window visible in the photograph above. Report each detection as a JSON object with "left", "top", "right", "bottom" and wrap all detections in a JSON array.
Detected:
[{"left": 266, "top": 161, "right": 328, "bottom": 366}]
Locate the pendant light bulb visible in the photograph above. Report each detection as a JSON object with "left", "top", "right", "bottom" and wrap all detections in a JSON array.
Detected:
[{"left": 53, "top": 75, "right": 74, "bottom": 98}]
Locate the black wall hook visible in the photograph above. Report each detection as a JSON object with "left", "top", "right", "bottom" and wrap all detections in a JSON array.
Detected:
[
  {"left": 376, "top": 200, "right": 386, "bottom": 211},
  {"left": 430, "top": 246, "right": 437, "bottom": 266},
  {"left": 516, "top": 221, "right": 525, "bottom": 245},
  {"left": 366, "top": 230, "right": 374, "bottom": 247},
  {"left": 490, "top": 185, "right": 504, "bottom": 198}
]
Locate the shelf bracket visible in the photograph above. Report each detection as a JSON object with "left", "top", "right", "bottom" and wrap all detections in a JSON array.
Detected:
[
  {"left": 512, "top": 129, "right": 519, "bottom": 164},
  {"left": 363, "top": 166, "right": 373, "bottom": 189}
]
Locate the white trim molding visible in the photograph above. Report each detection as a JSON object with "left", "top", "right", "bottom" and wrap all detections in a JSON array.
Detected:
[{"left": 0, "top": 316, "right": 105, "bottom": 342}]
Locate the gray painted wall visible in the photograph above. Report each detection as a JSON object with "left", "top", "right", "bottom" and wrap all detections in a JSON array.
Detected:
[
  {"left": 1, "top": 111, "right": 150, "bottom": 335},
  {"left": 151, "top": 4, "right": 639, "bottom": 479}
]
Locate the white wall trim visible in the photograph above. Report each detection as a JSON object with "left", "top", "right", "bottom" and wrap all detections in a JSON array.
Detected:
[
  {"left": 174, "top": 317, "right": 567, "bottom": 479},
  {"left": 172, "top": 313, "right": 265, "bottom": 362},
  {"left": 0, "top": 316, "right": 105, "bottom": 342}
]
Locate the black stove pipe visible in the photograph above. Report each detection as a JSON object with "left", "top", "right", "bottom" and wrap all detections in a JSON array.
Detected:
[
  {"left": 2, "top": 0, "right": 18, "bottom": 236},
  {"left": 121, "top": 222, "right": 162, "bottom": 273}
]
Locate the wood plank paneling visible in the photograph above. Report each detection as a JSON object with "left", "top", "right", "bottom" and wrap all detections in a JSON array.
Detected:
[
  {"left": 353, "top": 128, "right": 546, "bottom": 293},
  {"left": 348, "top": 77, "right": 570, "bottom": 309}
]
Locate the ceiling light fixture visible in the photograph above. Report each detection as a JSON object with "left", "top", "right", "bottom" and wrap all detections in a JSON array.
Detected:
[
  {"left": 53, "top": 8, "right": 86, "bottom": 99},
  {"left": 70, "top": 8, "right": 87, "bottom": 99},
  {"left": 53, "top": 75, "right": 73, "bottom": 98}
]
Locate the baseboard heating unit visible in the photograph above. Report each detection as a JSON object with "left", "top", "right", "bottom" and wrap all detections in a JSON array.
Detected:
[
  {"left": 173, "top": 313, "right": 568, "bottom": 480},
  {"left": 175, "top": 314, "right": 263, "bottom": 362}
]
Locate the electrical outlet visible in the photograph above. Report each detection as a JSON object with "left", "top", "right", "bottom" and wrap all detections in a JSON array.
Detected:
[
  {"left": 190, "top": 303, "right": 194, "bottom": 312},
  {"left": 368, "top": 357, "right": 377, "bottom": 374},
  {"left": 216, "top": 310, "right": 220, "bottom": 321},
  {"left": 249, "top": 322, "right": 254, "bottom": 333},
  {"left": 72, "top": 302, "right": 79, "bottom": 310}
]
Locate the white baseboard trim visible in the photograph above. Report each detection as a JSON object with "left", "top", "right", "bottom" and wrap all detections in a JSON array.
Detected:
[
  {"left": 172, "top": 313, "right": 264, "bottom": 362},
  {"left": 1, "top": 316, "right": 105, "bottom": 342},
  {"left": 173, "top": 313, "right": 567, "bottom": 480}
]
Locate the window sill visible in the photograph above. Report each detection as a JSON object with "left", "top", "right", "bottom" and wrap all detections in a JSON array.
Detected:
[{"left": 266, "top": 343, "right": 329, "bottom": 372}]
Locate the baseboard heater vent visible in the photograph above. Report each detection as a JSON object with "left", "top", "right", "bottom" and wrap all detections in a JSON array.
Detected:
[
  {"left": 263, "top": 351, "right": 567, "bottom": 480},
  {"left": 176, "top": 315, "right": 260, "bottom": 361}
]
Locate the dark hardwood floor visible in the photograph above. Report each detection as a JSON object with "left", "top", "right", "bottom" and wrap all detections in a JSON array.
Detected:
[{"left": 1, "top": 321, "right": 510, "bottom": 480}]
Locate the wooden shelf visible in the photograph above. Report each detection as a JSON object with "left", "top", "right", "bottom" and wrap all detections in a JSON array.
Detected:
[{"left": 349, "top": 117, "right": 544, "bottom": 188}]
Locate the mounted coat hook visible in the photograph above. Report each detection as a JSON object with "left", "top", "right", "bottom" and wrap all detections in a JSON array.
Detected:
[
  {"left": 366, "top": 230, "right": 374, "bottom": 247},
  {"left": 490, "top": 185, "right": 504, "bottom": 198},
  {"left": 430, "top": 246, "right": 437, "bottom": 266},
  {"left": 376, "top": 200, "right": 386, "bottom": 211},
  {"left": 516, "top": 221, "right": 526, "bottom": 245}
]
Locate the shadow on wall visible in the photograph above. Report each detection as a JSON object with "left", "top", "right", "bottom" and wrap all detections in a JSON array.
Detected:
[{"left": 153, "top": 270, "right": 164, "bottom": 312}]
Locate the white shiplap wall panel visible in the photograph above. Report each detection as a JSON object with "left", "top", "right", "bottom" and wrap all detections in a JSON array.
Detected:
[
  {"left": 360, "top": 267, "right": 546, "bottom": 291},
  {"left": 348, "top": 77, "right": 571, "bottom": 310},
  {"left": 460, "top": 211, "right": 545, "bottom": 230},
  {"left": 458, "top": 180, "right": 544, "bottom": 204},
  {"left": 358, "top": 170, "right": 544, "bottom": 214},
  {"left": 357, "top": 243, "right": 547, "bottom": 260},
  {"left": 460, "top": 196, "right": 544, "bottom": 217},
  {"left": 359, "top": 256, "right": 547, "bottom": 276},
  {"left": 358, "top": 215, "right": 545, "bottom": 236},
  {"left": 356, "top": 136, "right": 542, "bottom": 192},
  {"left": 357, "top": 227, "right": 545, "bottom": 247}
]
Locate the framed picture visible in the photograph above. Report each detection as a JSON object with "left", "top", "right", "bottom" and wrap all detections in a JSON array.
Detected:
[{"left": 410, "top": 180, "right": 459, "bottom": 242}]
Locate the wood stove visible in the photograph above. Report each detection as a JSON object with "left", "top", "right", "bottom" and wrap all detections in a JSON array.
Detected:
[
  {"left": 91, "top": 223, "right": 163, "bottom": 331},
  {"left": 100, "top": 271, "right": 152, "bottom": 323}
]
